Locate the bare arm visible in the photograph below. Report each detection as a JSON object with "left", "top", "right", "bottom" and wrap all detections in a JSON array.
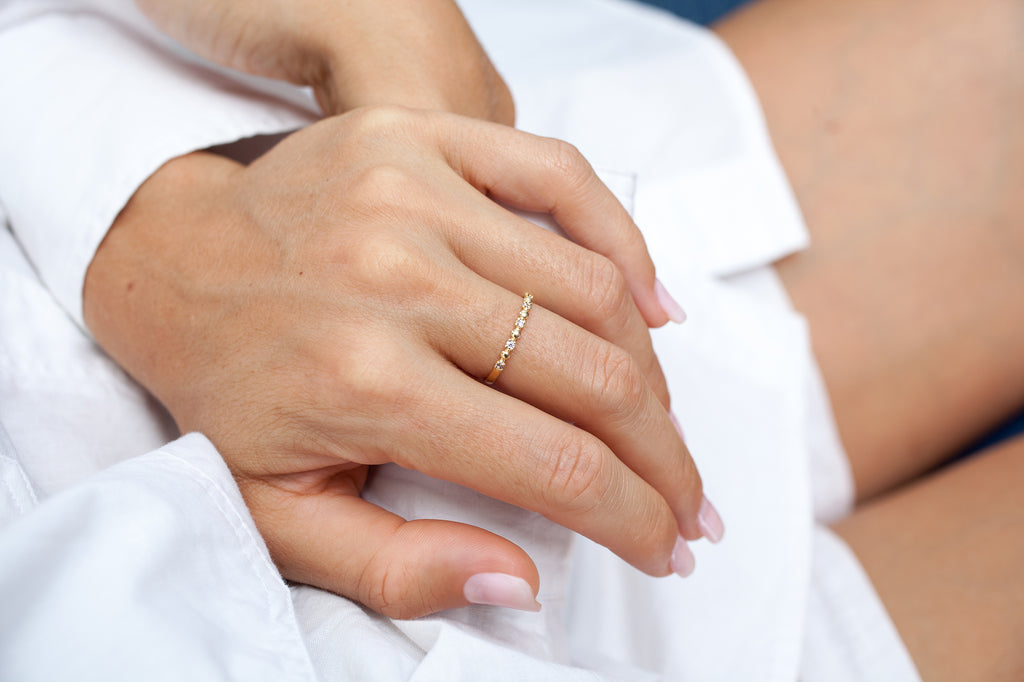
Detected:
[
  {"left": 134, "top": 0, "right": 515, "bottom": 123},
  {"left": 84, "top": 108, "right": 714, "bottom": 618}
]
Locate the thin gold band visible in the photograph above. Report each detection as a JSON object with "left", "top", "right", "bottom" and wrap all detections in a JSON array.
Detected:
[{"left": 484, "top": 293, "right": 533, "bottom": 385}]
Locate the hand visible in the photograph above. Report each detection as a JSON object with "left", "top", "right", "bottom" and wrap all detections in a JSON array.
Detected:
[
  {"left": 84, "top": 106, "right": 706, "bottom": 618},
  {"left": 134, "top": 0, "right": 515, "bottom": 123}
]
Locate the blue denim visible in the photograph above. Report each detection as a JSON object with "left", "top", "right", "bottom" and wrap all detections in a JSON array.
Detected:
[
  {"left": 962, "top": 413, "right": 1024, "bottom": 457},
  {"left": 635, "top": 0, "right": 749, "bottom": 25}
]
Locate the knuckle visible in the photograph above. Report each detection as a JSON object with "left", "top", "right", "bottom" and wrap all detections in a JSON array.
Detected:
[
  {"left": 334, "top": 105, "right": 433, "bottom": 166},
  {"left": 591, "top": 344, "right": 647, "bottom": 425},
  {"left": 581, "top": 254, "right": 632, "bottom": 325},
  {"left": 343, "top": 230, "right": 430, "bottom": 291},
  {"left": 355, "top": 526, "right": 445, "bottom": 620},
  {"left": 543, "top": 138, "right": 594, "bottom": 193},
  {"left": 334, "top": 336, "right": 408, "bottom": 406},
  {"left": 356, "top": 564, "right": 390, "bottom": 613},
  {"left": 314, "top": 343, "right": 429, "bottom": 469},
  {"left": 314, "top": 333, "right": 402, "bottom": 415},
  {"left": 347, "top": 162, "right": 420, "bottom": 211},
  {"left": 541, "top": 431, "right": 609, "bottom": 512},
  {"left": 344, "top": 104, "right": 416, "bottom": 140},
  {"left": 547, "top": 138, "right": 587, "bottom": 177},
  {"left": 358, "top": 555, "right": 416, "bottom": 619}
]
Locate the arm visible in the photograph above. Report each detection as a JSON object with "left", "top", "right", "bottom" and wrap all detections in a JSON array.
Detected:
[
  {"left": 128, "top": 0, "right": 675, "bottom": 324},
  {"left": 134, "top": 0, "right": 515, "bottom": 124},
  {"left": 3, "top": 2, "right": 716, "bottom": 619},
  {"left": 83, "top": 107, "right": 712, "bottom": 618},
  {"left": 0, "top": 4, "right": 317, "bottom": 328},
  {"left": 0, "top": 431, "right": 317, "bottom": 681}
]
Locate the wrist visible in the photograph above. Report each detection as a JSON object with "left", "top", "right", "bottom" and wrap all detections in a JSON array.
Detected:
[{"left": 83, "top": 152, "right": 241, "bottom": 409}]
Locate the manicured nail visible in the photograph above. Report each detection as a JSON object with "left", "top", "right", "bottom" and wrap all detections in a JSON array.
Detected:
[
  {"left": 463, "top": 573, "right": 541, "bottom": 612},
  {"left": 669, "top": 411, "right": 685, "bottom": 442},
  {"left": 655, "top": 279, "right": 687, "bottom": 324},
  {"left": 698, "top": 496, "right": 725, "bottom": 543},
  {"left": 670, "top": 536, "right": 695, "bottom": 577}
]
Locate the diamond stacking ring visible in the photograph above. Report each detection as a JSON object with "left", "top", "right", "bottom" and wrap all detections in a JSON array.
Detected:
[{"left": 484, "top": 293, "right": 533, "bottom": 385}]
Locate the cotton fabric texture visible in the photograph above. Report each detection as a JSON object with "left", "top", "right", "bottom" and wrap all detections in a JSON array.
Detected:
[{"left": 0, "top": 0, "right": 919, "bottom": 679}]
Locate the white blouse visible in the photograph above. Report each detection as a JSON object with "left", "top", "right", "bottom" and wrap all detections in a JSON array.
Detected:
[{"left": 0, "top": 0, "right": 917, "bottom": 679}]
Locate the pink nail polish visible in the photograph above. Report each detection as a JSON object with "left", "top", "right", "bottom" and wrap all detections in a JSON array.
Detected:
[
  {"left": 669, "top": 411, "right": 685, "bottom": 442},
  {"left": 655, "top": 279, "right": 687, "bottom": 324},
  {"left": 463, "top": 573, "right": 541, "bottom": 612},
  {"left": 698, "top": 496, "right": 725, "bottom": 544},
  {"left": 670, "top": 536, "right": 695, "bottom": 577}
]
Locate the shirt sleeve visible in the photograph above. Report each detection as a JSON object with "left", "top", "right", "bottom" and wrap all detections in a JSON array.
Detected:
[
  {"left": 0, "top": 431, "right": 319, "bottom": 681},
  {"left": 0, "top": 1, "right": 318, "bottom": 330}
]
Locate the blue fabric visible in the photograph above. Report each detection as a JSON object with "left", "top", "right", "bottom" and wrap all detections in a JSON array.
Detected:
[
  {"left": 635, "top": 0, "right": 748, "bottom": 25},
  {"left": 964, "top": 413, "right": 1024, "bottom": 456}
]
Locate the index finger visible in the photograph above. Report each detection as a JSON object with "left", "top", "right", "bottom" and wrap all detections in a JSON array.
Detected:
[
  {"left": 436, "top": 186, "right": 672, "bottom": 408},
  {"left": 436, "top": 114, "right": 678, "bottom": 329}
]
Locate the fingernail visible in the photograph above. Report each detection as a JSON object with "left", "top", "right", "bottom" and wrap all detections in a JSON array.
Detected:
[
  {"left": 463, "top": 573, "right": 541, "bottom": 612},
  {"left": 655, "top": 279, "right": 687, "bottom": 324},
  {"left": 669, "top": 411, "right": 685, "bottom": 441},
  {"left": 698, "top": 496, "right": 725, "bottom": 544},
  {"left": 670, "top": 536, "right": 696, "bottom": 577}
]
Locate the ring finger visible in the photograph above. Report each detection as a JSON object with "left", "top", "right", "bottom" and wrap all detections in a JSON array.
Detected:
[{"left": 426, "top": 272, "right": 705, "bottom": 541}]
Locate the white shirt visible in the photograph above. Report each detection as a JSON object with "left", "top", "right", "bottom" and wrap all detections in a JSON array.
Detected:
[{"left": 0, "top": 0, "right": 917, "bottom": 679}]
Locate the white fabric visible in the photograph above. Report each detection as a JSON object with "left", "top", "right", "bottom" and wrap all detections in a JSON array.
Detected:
[
  {"left": 724, "top": 266, "right": 856, "bottom": 524},
  {"left": 0, "top": 431, "right": 318, "bottom": 682},
  {"left": 0, "top": 0, "right": 918, "bottom": 679},
  {"left": 0, "top": 1, "right": 318, "bottom": 329},
  {"left": 802, "top": 527, "right": 923, "bottom": 682}
]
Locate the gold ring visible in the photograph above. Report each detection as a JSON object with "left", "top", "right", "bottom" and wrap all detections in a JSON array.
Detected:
[{"left": 484, "top": 293, "right": 533, "bottom": 385}]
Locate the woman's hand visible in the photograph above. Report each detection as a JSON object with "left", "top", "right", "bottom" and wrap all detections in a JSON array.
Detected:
[
  {"left": 84, "top": 107, "right": 708, "bottom": 618},
  {"left": 134, "top": 0, "right": 515, "bottom": 123}
]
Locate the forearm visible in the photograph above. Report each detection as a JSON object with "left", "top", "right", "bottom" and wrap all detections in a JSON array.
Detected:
[
  {"left": 0, "top": 4, "right": 314, "bottom": 328},
  {"left": 134, "top": 0, "right": 514, "bottom": 123},
  {"left": 80, "top": 107, "right": 709, "bottom": 618}
]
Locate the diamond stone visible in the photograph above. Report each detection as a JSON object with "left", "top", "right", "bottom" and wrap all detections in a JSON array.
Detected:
[
  {"left": 505, "top": 339, "right": 516, "bottom": 351},
  {"left": 515, "top": 318, "right": 526, "bottom": 329}
]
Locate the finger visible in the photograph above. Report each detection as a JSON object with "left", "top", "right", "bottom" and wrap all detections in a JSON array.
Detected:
[
  {"left": 383, "top": 353, "right": 689, "bottom": 573},
  {"left": 428, "top": 283, "right": 704, "bottom": 541},
  {"left": 438, "top": 190, "right": 671, "bottom": 407},
  {"left": 434, "top": 115, "right": 677, "bottom": 328},
  {"left": 240, "top": 472, "right": 541, "bottom": 620}
]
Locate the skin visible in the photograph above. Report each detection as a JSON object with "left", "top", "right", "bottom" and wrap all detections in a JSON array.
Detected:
[
  {"left": 84, "top": 0, "right": 1023, "bottom": 671},
  {"left": 717, "top": 0, "right": 1024, "bottom": 677},
  {"left": 81, "top": 1, "right": 716, "bottom": 618},
  {"left": 84, "top": 109, "right": 707, "bottom": 617},
  {"left": 134, "top": 0, "right": 516, "bottom": 124}
]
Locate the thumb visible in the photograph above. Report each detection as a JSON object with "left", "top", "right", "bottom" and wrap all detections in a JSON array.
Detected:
[{"left": 240, "top": 476, "right": 541, "bottom": 619}]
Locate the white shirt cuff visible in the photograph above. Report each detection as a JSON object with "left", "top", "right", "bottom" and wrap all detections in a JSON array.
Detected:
[{"left": 0, "top": 6, "right": 317, "bottom": 330}]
